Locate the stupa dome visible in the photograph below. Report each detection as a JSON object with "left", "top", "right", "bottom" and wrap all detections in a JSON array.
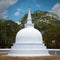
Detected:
[
  {"left": 15, "top": 7, "right": 43, "bottom": 44},
  {"left": 16, "top": 27, "right": 43, "bottom": 43}
]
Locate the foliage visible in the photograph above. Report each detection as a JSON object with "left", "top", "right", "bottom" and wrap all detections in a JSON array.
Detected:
[{"left": 0, "top": 20, "right": 22, "bottom": 48}]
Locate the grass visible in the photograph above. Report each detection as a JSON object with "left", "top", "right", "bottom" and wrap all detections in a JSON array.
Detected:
[{"left": 0, "top": 53, "right": 60, "bottom": 60}]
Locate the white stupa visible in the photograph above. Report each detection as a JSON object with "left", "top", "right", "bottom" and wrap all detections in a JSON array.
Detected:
[{"left": 8, "top": 8, "right": 49, "bottom": 56}]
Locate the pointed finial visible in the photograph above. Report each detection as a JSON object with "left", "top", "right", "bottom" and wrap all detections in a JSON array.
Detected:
[
  {"left": 25, "top": 7, "right": 34, "bottom": 28},
  {"left": 27, "top": 6, "right": 31, "bottom": 20},
  {"left": 28, "top": 6, "right": 30, "bottom": 10},
  {"left": 28, "top": 6, "right": 30, "bottom": 14}
]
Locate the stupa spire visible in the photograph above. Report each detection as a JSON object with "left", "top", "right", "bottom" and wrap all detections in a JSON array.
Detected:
[
  {"left": 27, "top": 7, "right": 32, "bottom": 20},
  {"left": 25, "top": 7, "right": 34, "bottom": 28}
]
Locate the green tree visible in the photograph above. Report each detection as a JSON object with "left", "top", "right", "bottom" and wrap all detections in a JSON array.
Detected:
[{"left": 0, "top": 19, "right": 22, "bottom": 48}]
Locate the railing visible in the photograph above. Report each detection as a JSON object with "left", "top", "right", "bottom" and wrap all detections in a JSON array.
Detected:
[
  {"left": 0, "top": 49, "right": 10, "bottom": 53},
  {"left": 48, "top": 49, "right": 60, "bottom": 55},
  {"left": 0, "top": 49, "right": 60, "bottom": 55}
]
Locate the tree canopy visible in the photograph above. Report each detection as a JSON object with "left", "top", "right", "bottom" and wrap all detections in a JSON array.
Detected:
[{"left": 0, "top": 19, "right": 22, "bottom": 48}]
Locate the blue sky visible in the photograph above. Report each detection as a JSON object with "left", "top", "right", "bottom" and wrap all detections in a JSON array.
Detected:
[{"left": 0, "top": 0, "right": 60, "bottom": 22}]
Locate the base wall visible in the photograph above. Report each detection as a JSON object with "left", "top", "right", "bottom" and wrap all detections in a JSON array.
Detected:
[{"left": 8, "top": 43, "right": 49, "bottom": 56}]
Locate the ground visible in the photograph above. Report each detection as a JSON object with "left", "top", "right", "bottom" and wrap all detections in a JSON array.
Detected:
[{"left": 0, "top": 53, "right": 60, "bottom": 60}]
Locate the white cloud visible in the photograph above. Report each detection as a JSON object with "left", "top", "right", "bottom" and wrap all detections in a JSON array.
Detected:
[
  {"left": 36, "top": 4, "right": 40, "bottom": 7},
  {"left": 17, "top": 8, "right": 21, "bottom": 11},
  {"left": 2, "top": 10, "right": 8, "bottom": 19},
  {"left": 14, "top": 8, "right": 21, "bottom": 17},
  {"left": 0, "top": 0, "right": 18, "bottom": 19},
  {"left": 14, "top": 11, "right": 20, "bottom": 17},
  {"left": 51, "top": 3, "right": 60, "bottom": 19}
]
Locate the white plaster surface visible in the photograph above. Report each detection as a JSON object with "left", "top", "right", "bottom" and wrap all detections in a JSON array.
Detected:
[{"left": 8, "top": 8, "right": 49, "bottom": 56}]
